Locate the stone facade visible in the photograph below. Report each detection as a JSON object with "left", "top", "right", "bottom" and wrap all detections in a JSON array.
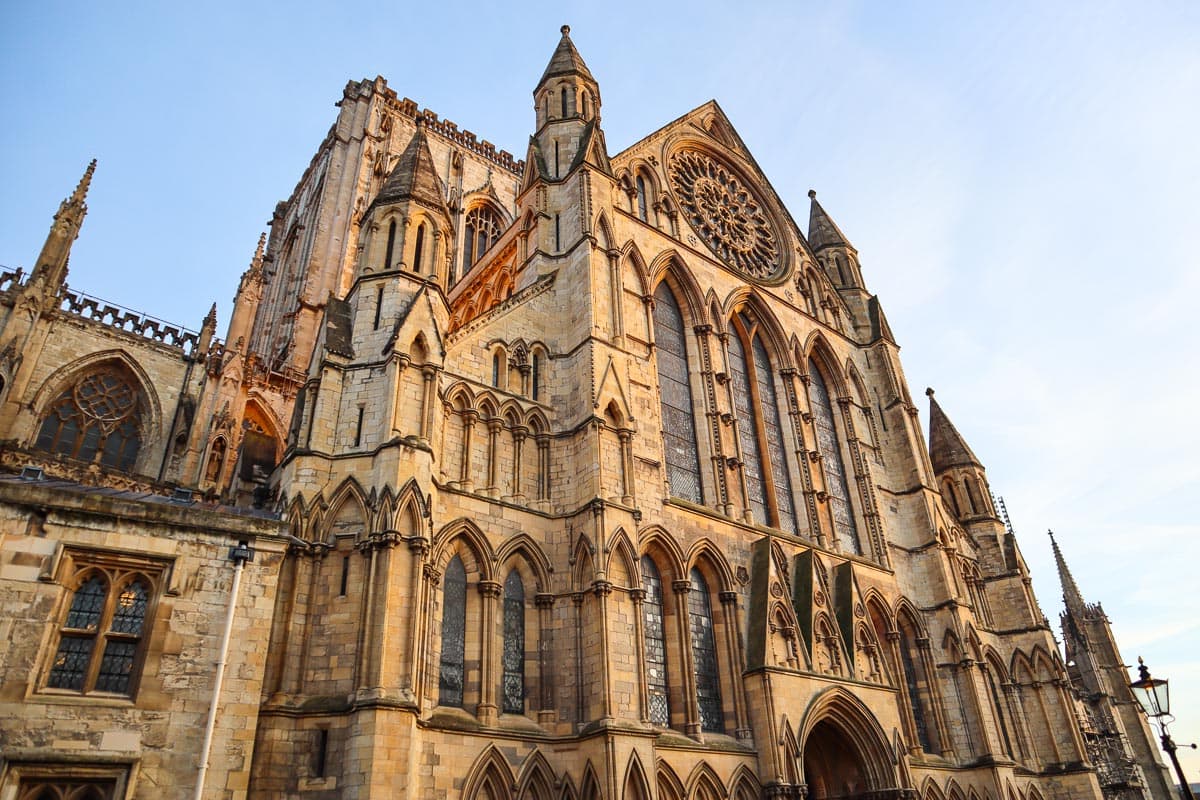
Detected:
[{"left": 0, "top": 26, "right": 1174, "bottom": 800}]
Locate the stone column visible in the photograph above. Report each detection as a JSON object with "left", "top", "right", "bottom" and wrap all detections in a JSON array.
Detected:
[
  {"left": 420, "top": 365, "right": 437, "bottom": 442},
  {"left": 477, "top": 579, "right": 502, "bottom": 725},
  {"left": 673, "top": 579, "right": 700, "bottom": 735},
  {"left": 486, "top": 418, "right": 502, "bottom": 498},
  {"left": 511, "top": 428, "right": 527, "bottom": 503},
  {"left": 721, "top": 590, "right": 751, "bottom": 740},
  {"left": 460, "top": 410, "right": 477, "bottom": 491},
  {"left": 630, "top": 587, "right": 650, "bottom": 723},
  {"left": 535, "top": 593, "right": 555, "bottom": 725},
  {"left": 618, "top": 429, "right": 635, "bottom": 506}
]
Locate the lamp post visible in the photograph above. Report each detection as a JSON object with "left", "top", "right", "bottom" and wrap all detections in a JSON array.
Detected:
[{"left": 1129, "top": 657, "right": 1195, "bottom": 800}]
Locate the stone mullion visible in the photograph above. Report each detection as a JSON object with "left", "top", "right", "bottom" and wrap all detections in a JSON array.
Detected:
[
  {"left": 485, "top": 419, "right": 502, "bottom": 498},
  {"left": 573, "top": 592, "right": 586, "bottom": 724},
  {"left": 536, "top": 435, "right": 550, "bottom": 507},
  {"left": 295, "top": 546, "right": 330, "bottom": 695},
  {"left": 406, "top": 536, "right": 430, "bottom": 703},
  {"left": 1003, "top": 681, "right": 1033, "bottom": 761},
  {"left": 353, "top": 540, "right": 379, "bottom": 692},
  {"left": 1053, "top": 678, "right": 1089, "bottom": 760},
  {"left": 717, "top": 331, "right": 754, "bottom": 524},
  {"left": 1028, "top": 682, "right": 1055, "bottom": 763},
  {"left": 673, "top": 579, "right": 701, "bottom": 735},
  {"left": 268, "top": 544, "right": 303, "bottom": 700},
  {"left": 962, "top": 659, "right": 1002, "bottom": 757},
  {"left": 511, "top": 428, "right": 527, "bottom": 502},
  {"left": 594, "top": 580, "right": 615, "bottom": 719},
  {"left": 917, "top": 636, "right": 953, "bottom": 757},
  {"left": 460, "top": 410, "right": 477, "bottom": 490},
  {"left": 838, "top": 396, "right": 886, "bottom": 564},
  {"left": 419, "top": 562, "right": 441, "bottom": 707},
  {"left": 694, "top": 324, "right": 730, "bottom": 514},
  {"left": 782, "top": 368, "right": 821, "bottom": 544},
  {"left": 618, "top": 430, "right": 635, "bottom": 506},
  {"left": 607, "top": 249, "right": 623, "bottom": 340},
  {"left": 630, "top": 588, "right": 650, "bottom": 723},
  {"left": 535, "top": 593, "right": 555, "bottom": 725},
  {"left": 720, "top": 590, "right": 751, "bottom": 740},
  {"left": 419, "top": 365, "right": 437, "bottom": 442},
  {"left": 795, "top": 374, "right": 831, "bottom": 549},
  {"left": 887, "top": 630, "right": 921, "bottom": 753},
  {"left": 477, "top": 580, "right": 502, "bottom": 725}
]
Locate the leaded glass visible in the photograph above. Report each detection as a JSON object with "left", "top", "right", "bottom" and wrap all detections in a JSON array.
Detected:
[
  {"left": 110, "top": 580, "right": 148, "bottom": 635},
  {"left": 640, "top": 556, "right": 670, "bottom": 726},
  {"left": 502, "top": 570, "right": 525, "bottom": 714},
  {"left": 439, "top": 556, "right": 467, "bottom": 707},
  {"left": 653, "top": 284, "right": 703, "bottom": 504},
  {"left": 465, "top": 206, "right": 503, "bottom": 266},
  {"left": 728, "top": 333, "right": 768, "bottom": 525},
  {"left": 96, "top": 640, "right": 137, "bottom": 693},
  {"left": 754, "top": 338, "right": 798, "bottom": 535},
  {"left": 808, "top": 361, "right": 861, "bottom": 554},
  {"left": 65, "top": 576, "right": 106, "bottom": 630},
  {"left": 47, "top": 636, "right": 94, "bottom": 690},
  {"left": 688, "top": 569, "right": 723, "bottom": 732},
  {"left": 34, "top": 369, "right": 142, "bottom": 471},
  {"left": 899, "top": 635, "right": 933, "bottom": 752}
]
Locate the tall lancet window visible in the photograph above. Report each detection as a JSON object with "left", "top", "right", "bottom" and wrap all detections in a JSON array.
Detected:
[
  {"left": 413, "top": 223, "right": 426, "bottom": 273},
  {"left": 439, "top": 555, "right": 467, "bottom": 707},
  {"left": 384, "top": 220, "right": 396, "bottom": 269},
  {"left": 728, "top": 313, "right": 798, "bottom": 534},
  {"left": 689, "top": 568, "right": 723, "bottom": 732},
  {"left": 502, "top": 570, "right": 525, "bottom": 714},
  {"left": 653, "top": 283, "right": 702, "bottom": 504},
  {"left": 640, "top": 556, "right": 670, "bottom": 726},
  {"left": 807, "top": 359, "right": 860, "bottom": 554}
]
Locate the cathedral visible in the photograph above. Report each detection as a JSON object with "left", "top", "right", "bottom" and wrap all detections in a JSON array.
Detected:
[{"left": 0, "top": 27, "right": 1177, "bottom": 800}]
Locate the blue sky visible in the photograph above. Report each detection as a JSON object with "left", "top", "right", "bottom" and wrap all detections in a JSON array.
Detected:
[{"left": 3, "top": 0, "right": 1198, "bottom": 774}]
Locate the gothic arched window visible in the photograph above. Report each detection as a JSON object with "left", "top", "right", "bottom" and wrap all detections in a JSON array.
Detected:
[
  {"left": 464, "top": 206, "right": 503, "bottom": 268},
  {"left": 653, "top": 283, "right": 702, "bottom": 504},
  {"left": 689, "top": 568, "right": 723, "bottom": 732},
  {"left": 984, "top": 658, "right": 1015, "bottom": 758},
  {"left": 808, "top": 359, "right": 860, "bottom": 554},
  {"left": 413, "top": 223, "right": 426, "bottom": 274},
  {"left": 640, "top": 555, "right": 670, "bottom": 726},
  {"left": 531, "top": 352, "right": 542, "bottom": 401},
  {"left": 897, "top": 612, "right": 938, "bottom": 753},
  {"left": 636, "top": 176, "right": 649, "bottom": 222},
  {"left": 439, "top": 555, "right": 467, "bottom": 707},
  {"left": 502, "top": 570, "right": 525, "bottom": 714},
  {"left": 47, "top": 565, "right": 157, "bottom": 697},
  {"left": 729, "top": 312, "right": 798, "bottom": 534},
  {"left": 34, "top": 367, "right": 143, "bottom": 471},
  {"left": 384, "top": 219, "right": 397, "bottom": 269}
]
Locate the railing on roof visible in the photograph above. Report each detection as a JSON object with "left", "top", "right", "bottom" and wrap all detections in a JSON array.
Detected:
[{"left": 59, "top": 286, "right": 201, "bottom": 354}]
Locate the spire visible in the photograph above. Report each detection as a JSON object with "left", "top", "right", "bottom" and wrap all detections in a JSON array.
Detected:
[
  {"left": 537, "top": 25, "right": 595, "bottom": 89},
  {"left": 197, "top": 302, "right": 218, "bottom": 359},
  {"left": 1049, "top": 530, "right": 1088, "bottom": 616},
  {"left": 807, "top": 190, "right": 854, "bottom": 253},
  {"left": 30, "top": 159, "right": 97, "bottom": 293},
  {"left": 926, "top": 388, "right": 983, "bottom": 473},
  {"left": 239, "top": 232, "right": 267, "bottom": 291},
  {"left": 369, "top": 119, "right": 449, "bottom": 216}
]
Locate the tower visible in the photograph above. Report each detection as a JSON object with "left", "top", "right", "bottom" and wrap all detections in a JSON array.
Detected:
[{"left": 1053, "top": 532, "right": 1175, "bottom": 800}]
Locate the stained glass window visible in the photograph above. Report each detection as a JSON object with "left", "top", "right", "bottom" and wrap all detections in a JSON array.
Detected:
[
  {"left": 728, "top": 333, "right": 768, "bottom": 525},
  {"left": 640, "top": 556, "right": 670, "bottom": 726},
  {"left": 754, "top": 339, "right": 797, "bottom": 534},
  {"left": 689, "top": 569, "right": 723, "bottom": 733},
  {"left": 502, "top": 570, "right": 525, "bottom": 714},
  {"left": 439, "top": 555, "right": 467, "bottom": 707},
  {"left": 47, "top": 567, "right": 156, "bottom": 696},
  {"left": 34, "top": 369, "right": 142, "bottom": 471},
  {"left": 465, "top": 206, "right": 503, "bottom": 268},
  {"left": 899, "top": 631, "right": 934, "bottom": 752},
  {"left": 653, "top": 283, "right": 702, "bottom": 504},
  {"left": 636, "top": 176, "right": 649, "bottom": 222},
  {"left": 808, "top": 360, "right": 860, "bottom": 554}
]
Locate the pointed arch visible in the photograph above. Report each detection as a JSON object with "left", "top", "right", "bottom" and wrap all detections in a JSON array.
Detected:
[
  {"left": 606, "top": 528, "right": 639, "bottom": 589},
  {"left": 686, "top": 541, "right": 735, "bottom": 593},
  {"left": 495, "top": 532, "right": 553, "bottom": 593},
  {"left": 921, "top": 777, "right": 947, "bottom": 800},
  {"left": 657, "top": 762, "right": 686, "bottom": 800},
  {"left": 649, "top": 251, "right": 706, "bottom": 322},
  {"left": 779, "top": 716, "right": 802, "bottom": 785},
  {"left": 727, "top": 765, "right": 761, "bottom": 800},
  {"left": 324, "top": 478, "right": 370, "bottom": 543},
  {"left": 516, "top": 750, "right": 557, "bottom": 800},
  {"left": 462, "top": 745, "right": 516, "bottom": 800},
  {"left": 638, "top": 525, "right": 687, "bottom": 582},
  {"left": 652, "top": 275, "right": 704, "bottom": 504},
  {"left": 580, "top": 761, "right": 603, "bottom": 800},
  {"left": 595, "top": 211, "right": 616, "bottom": 252},
  {"left": 621, "top": 241, "right": 653, "bottom": 298},
  {"left": 433, "top": 518, "right": 495, "bottom": 581},
  {"left": 571, "top": 534, "right": 596, "bottom": 590},
  {"left": 622, "top": 752, "right": 652, "bottom": 800},
  {"left": 797, "top": 686, "right": 899, "bottom": 796},
  {"left": 685, "top": 761, "right": 724, "bottom": 800}
]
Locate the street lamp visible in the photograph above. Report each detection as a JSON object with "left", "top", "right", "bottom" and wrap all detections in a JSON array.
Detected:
[{"left": 1130, "top": 657, "right": 1196, "bottom": 800}]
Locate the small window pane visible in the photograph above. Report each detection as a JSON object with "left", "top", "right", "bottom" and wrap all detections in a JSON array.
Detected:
[
  {"left": 96, "top": 640, "right": 138, "bottom": 694},
  {"left": 688, "top": 569, "right": 723, "bottom": 732},
  {"left": 110, "top": 580, "right": 148, "bottom": 635},
  {"left": 48, "top": 636, "right": 95, "bottom": 690},
  {"left": 439, "top": 556, "right": 467, "bottom": 707},
  {"left": 65, "top": 576, "right": 107, "bottom": 630},
  {"left": 502, "top": 570, "right": 525, "bottom": 714},
  {"left": 640, "top": 556, "right": 670, "bottom": 726}
]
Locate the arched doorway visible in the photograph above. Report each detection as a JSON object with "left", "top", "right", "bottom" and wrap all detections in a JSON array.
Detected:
[{"left": 804, "top": 720, "right": 867, "bottom": 800}]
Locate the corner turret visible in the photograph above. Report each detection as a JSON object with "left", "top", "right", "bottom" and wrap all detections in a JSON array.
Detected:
[
  {"left": 529, "top": 26, "right": 609, "bottom": 183},
  {"left": 28, "top": 160, "right": 96, "bottom": 308},
  {"left": 927, "top": 388, "right": 996, "bottom": 522},
  {"left": 808, "top": 190, "right": 865, "bottom": 290}
]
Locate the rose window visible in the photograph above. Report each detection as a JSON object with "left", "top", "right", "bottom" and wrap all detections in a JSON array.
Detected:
[{"left": 669, "top": 149, "right": 781, "bottom": 280}]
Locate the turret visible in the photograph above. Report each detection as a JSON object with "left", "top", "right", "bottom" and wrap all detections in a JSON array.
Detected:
[
  {"left": 197, "top": 303, "right": 217, "bottom": 360},
  {"left": 226, "top": 233, "right": 266, "bottom": 351},
  {"left": 927, "top": 388, "right": 996, "bottom": 522},
  {"left": 807, "top": 190, "right": 865, "bottom": 290},
  {"left": 27, "top": 159, "right": 95, "bottom": 308},
  {"left": 530, "top": 26, "right": 608, "bottom": 182},
  {"left": 359, "top": 118, "right": 453, "bottom": 287}
]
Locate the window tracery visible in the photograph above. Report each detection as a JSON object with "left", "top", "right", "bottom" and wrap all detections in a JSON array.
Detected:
[
  {"left": 502, "top": 570, "right": 525, "bottom": 714},
  {"left": 439, "top": 555, "right": 467, "bottom": 707},
  {"left": 640, "top": 556, "right": 670, "bottom": 726},
  {"left": 728, "top": 313, "right": 797, "bottom": 534},
  {"left": 808, "top": 359, "right": 860, "bottom": 554},
  {"left": 34, "top": 368, "right": 143, "bottom": 471},
  {"left": 653, "top": 283, "right": 702, "bottom": 504},
  {"left": 688, "top": 568, "right": 723, "bottom": 732},
  {"left": 464, "top": 206, "right": 503, "bottom": 267}
]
